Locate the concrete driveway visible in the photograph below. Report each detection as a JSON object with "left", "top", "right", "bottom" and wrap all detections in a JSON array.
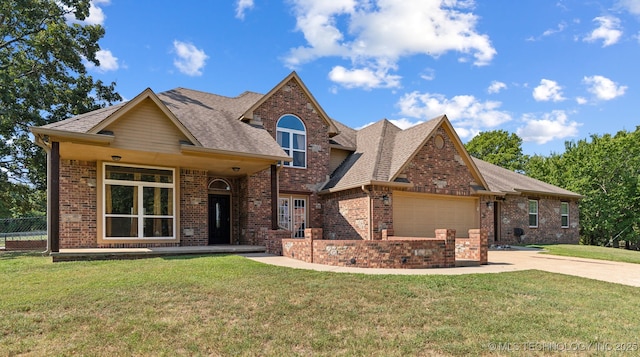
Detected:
[{"left": 244, "top": 248, "right": 640, "bottom": 287}]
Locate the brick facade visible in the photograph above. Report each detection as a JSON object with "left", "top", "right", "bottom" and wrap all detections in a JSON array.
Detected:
[
  {"left": 180, "top": 169, "right": 208, "bottom": 246},
  {"left": 59, "top": 160, "right": 98, "bottom": 248},
  {"left": 401, "top": 127, "right": 478, "bottom": 196},
  {"left": 49, "top": 75, "right": 577, "bottom": 256},
  {"left": 489, "top": 195, "right": 579, "bottom": 245},
  {"left": 282, "top": 228, "right": 459, "bottom": 268},
  {"left": 247, "top": 78, "right": 332, "bottom": 243},
  {"left": 322, "top": 188, "right": 370, "bottom": 240}
]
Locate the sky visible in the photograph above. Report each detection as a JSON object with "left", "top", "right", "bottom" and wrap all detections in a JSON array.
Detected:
[{"left": 75, "top": 0, "right": 640, "bottom": 156}]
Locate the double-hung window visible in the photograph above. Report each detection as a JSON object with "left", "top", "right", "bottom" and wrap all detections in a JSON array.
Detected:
[
  {"left": 528, "top": 200, "right": 538, "bottom": 228},
  {"left": 276, "top": 114, "right": 306, "bottom": 168},
  {"left": 560, "top": 202, "right": 569, "bottom": 228},
  {"left": 103, "top": 164, "right": 175, "bottom": 239}
]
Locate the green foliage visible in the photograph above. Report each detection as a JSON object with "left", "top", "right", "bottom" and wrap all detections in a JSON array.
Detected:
[
  {"left": 465, "top": 130, "right": 527, "bottom": 171},
  {"left": 0, "top": 0, "right": 121, "bottom": 210},
  {"left": 526, "top": 128, "right": 640, "bottom": 246}
]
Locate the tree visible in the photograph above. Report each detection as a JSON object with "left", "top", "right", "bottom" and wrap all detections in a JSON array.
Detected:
[
  {"left": 0, "top": 0, "right": 121, "bottom": 216},
  {"left": 465, "top": 130, "right": 527, "bottom": 171}
]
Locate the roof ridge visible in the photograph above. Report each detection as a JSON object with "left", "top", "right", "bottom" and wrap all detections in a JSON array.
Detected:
[{"left": 163, "top": 87, "right": 264, "bottom": 100}]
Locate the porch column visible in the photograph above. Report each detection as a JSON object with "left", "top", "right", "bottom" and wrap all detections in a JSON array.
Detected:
[
  {"left": 50, "top": 141, "right": 60, "bottom": 252},
  {"left": 270, "top": 164, "right": 278, "bottom": 230}
]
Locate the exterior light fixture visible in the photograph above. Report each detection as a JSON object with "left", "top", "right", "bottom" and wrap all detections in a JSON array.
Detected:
[
  {"left": 232, "top": 167, "right": 240, "bottom": 172},
  {"left": 111, "top": 155, "right": 122, "bottom": 162},
  {"left": 381, "top": 194, "right": 390, "bottom": 206}
]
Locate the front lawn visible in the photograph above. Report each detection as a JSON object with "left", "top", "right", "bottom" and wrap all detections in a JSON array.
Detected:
[
  {"left": 531, "top": 244, "right": 640, "bottom": 264},
  {"left": 1, "top": 252, "right": 639, "bottom": 356}
]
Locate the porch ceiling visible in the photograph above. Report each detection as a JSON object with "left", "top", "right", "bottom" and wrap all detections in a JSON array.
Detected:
[{"left": 58, "top": 141, "right": 278, "bottom": 177}]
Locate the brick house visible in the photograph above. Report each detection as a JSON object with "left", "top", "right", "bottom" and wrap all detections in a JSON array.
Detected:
[{"left": 31, "top": 72, "right": 580, "bottom": 254}]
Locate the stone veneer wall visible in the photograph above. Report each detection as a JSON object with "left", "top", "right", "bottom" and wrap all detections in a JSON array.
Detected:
[
  {"left": 282, "top": 228, "right": 458, "bottom": 269},
  {"left": 59, "top": 160, "right": 98, "bottom": 248},
  {"left": 497, "top": 195, "right": 579, "bottom": 245}
]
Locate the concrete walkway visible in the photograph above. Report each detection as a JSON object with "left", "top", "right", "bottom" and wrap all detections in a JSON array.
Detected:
[{"left": 244, "top": 248, "right": 640, "bottom": 287}]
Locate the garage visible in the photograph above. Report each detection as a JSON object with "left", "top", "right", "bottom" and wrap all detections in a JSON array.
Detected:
[{"left": 392, "top": 191, "right": 479, "bottom": 238}]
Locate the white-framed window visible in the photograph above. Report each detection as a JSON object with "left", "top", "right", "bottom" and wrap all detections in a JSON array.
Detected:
[
  {"left": 278, "top": 195, "right": 307, "bottom": 238},
  {"left": 103, "top": 163, "right": 175, "bottom": 239},
  {"left": 561, "top": 202, "right": 569, "bottom": 228},
  {"left": 528, "top": 200, "right": 538, "bottom": 228},
  {"left": 276, "top": 114, "right": 306, "bottom": 168}
]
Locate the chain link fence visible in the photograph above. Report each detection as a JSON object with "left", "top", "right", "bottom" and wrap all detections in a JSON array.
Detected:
[{"left": 0, "top": 216, "right": 47, "bottom": 248}]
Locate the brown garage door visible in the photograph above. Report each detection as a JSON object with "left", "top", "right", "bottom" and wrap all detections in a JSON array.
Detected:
[{"left": 393, "top": 192, "right": 479, "bottom": 238}]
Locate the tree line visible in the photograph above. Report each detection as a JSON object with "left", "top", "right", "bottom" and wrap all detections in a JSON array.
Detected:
[{"left": 466, "top": 130, "right": 640, "bottom": 247}]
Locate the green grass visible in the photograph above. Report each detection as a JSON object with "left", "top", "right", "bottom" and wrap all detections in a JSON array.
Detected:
[
  {"left": 1, "top": 253, "right": 639, "bottom": 356},
  {"left": 530, "top": 244, "right": 640, "bottom": 265}
]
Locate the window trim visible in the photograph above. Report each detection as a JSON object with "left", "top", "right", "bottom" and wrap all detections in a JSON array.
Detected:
[
  {"left": 101, "top": 162, "right": 177, "bottom": 241},
  {"left": 276, "top": 114, "right": 307, "bottom": 169},
  {"left": 560, "top": 201, "right": 569, "bottom": 228},
  {"left": 528, "top": 199, "right": 539, "bottom": 228}
]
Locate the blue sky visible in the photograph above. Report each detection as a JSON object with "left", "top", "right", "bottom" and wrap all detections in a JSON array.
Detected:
[{"left": 77, "top": 0, "right": 639, "bottom": 156}]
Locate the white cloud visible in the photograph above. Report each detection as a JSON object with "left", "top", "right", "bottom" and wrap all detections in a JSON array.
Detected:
[
  {"left": 517, "top": 110, "right": 581, "bottom": 144},
  {"left": 285, "top": 0, "right": 496, "bottom": 89},
  {"left": 533, "top": 79, "right": 566, "bottom": 102},
  {"left": 328, "top": 65, "right": 401, "bottom": 89},
  {"left": 583, "top": 75, "right": 627, "bottom": 100},
  {"left": 583, "top": 16, "right": 622, "bottom": 47},
  {"left": 542, "top": 22, "right": 567, "bottom": 37},
  {"left": 64, "top": 0, "right": 109, "bottom": 25},
  {"left": 172, "top": 41, "right": 208, "bottom": 76},
  {"left": 420, "top": 68, "right": 436, "bottom": 81},
  {"left": 84, "top": 49, "right": 119, "bottom": 72},
  {"left": 487, "top": 81, "right": 506, "bottom": 94},
  {"left": 576, "top": 97, "right": 588, "bottom": 105},
  {"left": 397, "top": 91, "right": 512, "bottom": 137},
  {"left": 235, "top": 0, "right": 254, "bottom": 20},
  {"left": 618, "top": 0, "right": 640, "bottom": 15}
]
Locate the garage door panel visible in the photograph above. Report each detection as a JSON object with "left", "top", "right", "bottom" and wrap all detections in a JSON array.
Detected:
[{"left": 393, "top": 192, "right": 478, "bottom": 238}]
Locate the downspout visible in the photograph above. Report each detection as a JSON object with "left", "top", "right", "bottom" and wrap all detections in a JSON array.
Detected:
[
  {"left": 35, "top": 135, "right": 51, "bottom": 255},
  {"left": 361, "top": 185, "right": 372, "bottom": 240}
]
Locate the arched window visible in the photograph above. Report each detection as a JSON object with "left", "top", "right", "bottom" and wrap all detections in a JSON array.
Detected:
[
  {"left": 208, "top": 179, "right": 231, "bottom": 191},
  {"left": 276, "top": 114, "right": 306, "bottom": 168}
]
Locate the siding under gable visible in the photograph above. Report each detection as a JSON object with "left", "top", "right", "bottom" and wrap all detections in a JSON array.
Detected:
[{"left": 104, "top": 98, "right": 190, "bottom": 153}]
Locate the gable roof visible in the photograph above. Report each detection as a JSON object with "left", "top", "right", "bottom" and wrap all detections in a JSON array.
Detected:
[
  {"left": 472, "top": 157, "right": 582, "bottom": 198},
  {"left": 240, "top": 71, "right": 340, "bottom": 137},
  {"left": 38, "top": 87, "right": 289, "bottom": 160},
  {"left": 324, "top": 115, "right": 488, "bottom": 192}
]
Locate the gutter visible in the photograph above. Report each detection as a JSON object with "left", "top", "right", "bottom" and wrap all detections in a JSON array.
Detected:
[
  {"left": 180, "top": 144, "right": 291, "bottom": 163},
  {"left": 514, "top": 188, "right": 584, "bottom": 199},
  {"left": 318, "top": 180, "right": 414, "bottom": 195},
  {"left": 30, "top": 127, "right": 114, "bottom": 145}
]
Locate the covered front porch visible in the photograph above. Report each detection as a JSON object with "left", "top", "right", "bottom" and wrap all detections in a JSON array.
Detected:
[{"left": 50, "top": 245, "right": 267, "bottom": 262}]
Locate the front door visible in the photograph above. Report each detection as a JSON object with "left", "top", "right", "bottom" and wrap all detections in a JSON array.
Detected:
[{"left": 208, "top": 194, "right": 230, "bottom": 244}]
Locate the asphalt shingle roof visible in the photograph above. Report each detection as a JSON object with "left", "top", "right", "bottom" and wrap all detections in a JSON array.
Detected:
[
  {"left": 41, "top": 83, "right": 580, "bottom": 198},
  {"left": 472, "top": 157, "right": 581, "bottom": 197}
]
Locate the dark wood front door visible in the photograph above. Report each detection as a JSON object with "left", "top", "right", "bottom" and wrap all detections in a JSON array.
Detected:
[{"left": 208, "top": 194, "right": 230, "bottom": 244}]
